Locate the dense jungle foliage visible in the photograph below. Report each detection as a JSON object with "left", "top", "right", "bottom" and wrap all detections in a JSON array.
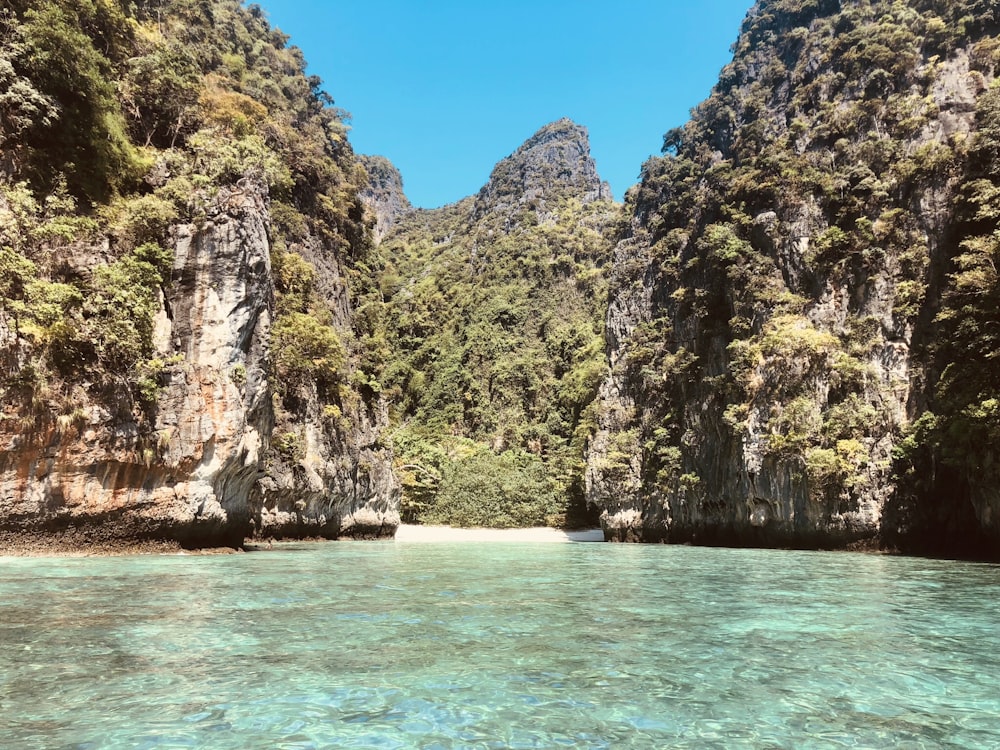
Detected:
[
  {"left": 0, "top": 0, "right": 370, "bottom": 427},
  {"left": 354, "top": 180, "right": 618, "bottom": 527}
]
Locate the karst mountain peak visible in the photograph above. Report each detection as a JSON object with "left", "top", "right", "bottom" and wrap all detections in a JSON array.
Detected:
[
  {"left": 363, "top": 118, "right": 614, "bottom": 236},
  {"left": 472, "top": 118, "right": 614, "bottom": 220}
]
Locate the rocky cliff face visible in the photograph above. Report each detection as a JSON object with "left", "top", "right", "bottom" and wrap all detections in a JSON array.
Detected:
[
  {"left": 359, "top": 155, "right": 412, "bottom": 243},
  {"left": 256, "top": 193, "right": 400, "bottom": 541},
  {"left": 0, "top": 0, "right": 400, "bottom": 551},
  {"left": 473, "top": 118, "right": 612, "bottom": 223},
  {"left": 0, "top": 181, "right": 399, "bottom": 551},
  {"left": 586, "top": 0, "right": 1000, "bottom": 556}
]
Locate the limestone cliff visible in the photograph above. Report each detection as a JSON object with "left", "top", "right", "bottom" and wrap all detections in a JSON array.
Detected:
[
  {"left": 359, "top": 155, "right": 412, "bottom": 244},
  {"left": 586, "top": 0, "right": 1000, "bottom": 557},
  {"left": 0, "top": 0, "right": 399, "bottom": 551},
  {"left": 0, "top": 179, "right": 399, "bottom": 551}
]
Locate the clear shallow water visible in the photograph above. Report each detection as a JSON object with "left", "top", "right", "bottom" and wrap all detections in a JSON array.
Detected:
[{"left": 2, "top": 544, "right": 999, "bottom": 749}]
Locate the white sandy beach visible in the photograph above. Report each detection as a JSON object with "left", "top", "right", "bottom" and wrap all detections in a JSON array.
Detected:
[{"left": 394, "top": 524, "right": 605, "bottom": 543}]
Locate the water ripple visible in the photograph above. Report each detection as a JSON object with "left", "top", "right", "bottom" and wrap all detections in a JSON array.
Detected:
[{"left": 1, "top": 545, "right": 999, "bottom": 748}]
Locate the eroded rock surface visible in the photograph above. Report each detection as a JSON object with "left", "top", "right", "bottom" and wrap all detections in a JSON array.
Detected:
[
  {"left": 359, "top": 155, "right": 413, "bottom": 243},
  {"left": 0, "top": 183, "right": 399, "bottom": 550},
  {"left": 473, "top": 118, "right": 612, "bottom": 223},
  {"left": 585, "top": 2, "right": 1000, "bottom": 556}
]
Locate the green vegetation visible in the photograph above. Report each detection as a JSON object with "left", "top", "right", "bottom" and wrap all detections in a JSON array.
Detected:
[
  {"left": 0, "top": 176, "right": 171, "bottom": 411},
  {"left": 392, "top": 429, "right": 561, "bottom": 528},
  {"left": 427, "top": 450, "right": 560, "bottom": 528},
  {"left": 355, "top": 177, "right": 617, "bottom": 526},
  {"left": 596, "top": 0, "right": 1000, "bottom": 516},
  {"left": 897, "top": 81, "right": 1000, "bottom": 500},
  {"left": 271, "top": 312, "right": 345, "bottom": 393},
  {"left": 0, "top": 0, "right": 370, "bottom": 431},
  {"left": 1, "top": 0, "right": 143, "bottom": 204}
]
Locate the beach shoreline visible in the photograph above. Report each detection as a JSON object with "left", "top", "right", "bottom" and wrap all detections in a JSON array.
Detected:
[{"left": 393, "top": 525, "right": 605, "bottom": 543}]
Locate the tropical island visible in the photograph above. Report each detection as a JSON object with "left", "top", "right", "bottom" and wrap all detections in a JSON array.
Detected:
[{"left": 1, "top": 0, "right": 999, "bottom": 561}]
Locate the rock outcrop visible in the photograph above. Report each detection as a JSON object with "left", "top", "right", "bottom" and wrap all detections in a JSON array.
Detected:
[
  {"left": 473, "top": 118, "right": 612, "bottom": 223},
  {"left": 0, "top": 182, "right": 399, "bottom": 551},
  {"left": 0, "top": 0, "right": 401, "bottom": 552},
  {"left": 359, "top": 155, "right": 412, "bottom": 243},
  {"left": 255, "top": 189, "right": 400, "bottom": 540},
  {"left": 6, "top": 0, "right": 1000, "bottom": 558},
  {"left": 585, "top": 0, "right": 1000, "bottom": 557}
]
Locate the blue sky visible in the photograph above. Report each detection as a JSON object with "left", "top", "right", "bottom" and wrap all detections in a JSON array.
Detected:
[{"left": 259, "top": 1, "right": 752, "bottom": 208}]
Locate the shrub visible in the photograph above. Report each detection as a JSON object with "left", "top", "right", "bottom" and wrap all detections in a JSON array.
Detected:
[
  {"left": 423, "top": 449, "right": 561, "bottom": 528},
  {"left": 198, "top": 85, "right": 268, "bottom": 138},
  {"left": 103, "top": 194, "right": 178, "bottom": 250},
  {"left": 187, "top": 129, "right": 292, "bottom": 193},
  {"left": 81, "top": 252, "right": 165, "bottom": 374},
  {"left": 15, "top": 1, "right": 143, "bottom": 202},
  {"left": 0, "top": 245, "right": 36, "bottom": 300},
  {"left": 272, "top": 250, "right": 315, "bottom": 314},
  {"left": 270, "top": 312, "right": 344, "bottom": 392}
]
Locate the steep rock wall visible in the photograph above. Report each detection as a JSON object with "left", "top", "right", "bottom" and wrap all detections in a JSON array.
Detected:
[
  {"left": 0, "top": 183, "right": 399, "bottom": 550},
  {"left": 257, "top": 201, "right": 400, "bottom": 540},
  {"left": 358, "top": 155, "right": 413, "bottom": 244},
  {"left": 586, "top": 0, "right": 1000, "bottom": 555}
]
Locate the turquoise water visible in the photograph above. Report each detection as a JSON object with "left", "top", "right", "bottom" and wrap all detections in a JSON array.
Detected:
[{"left": 2, "top": 543, "right": 999, "bottom": 749}]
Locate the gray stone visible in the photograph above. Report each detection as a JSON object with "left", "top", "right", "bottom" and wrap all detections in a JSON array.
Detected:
[
  {"left": 359, "top": 154, "right": 413, "bottom": 243},
  {"left": 0, "top": 180, "right": 399, "bottom": 550}
]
